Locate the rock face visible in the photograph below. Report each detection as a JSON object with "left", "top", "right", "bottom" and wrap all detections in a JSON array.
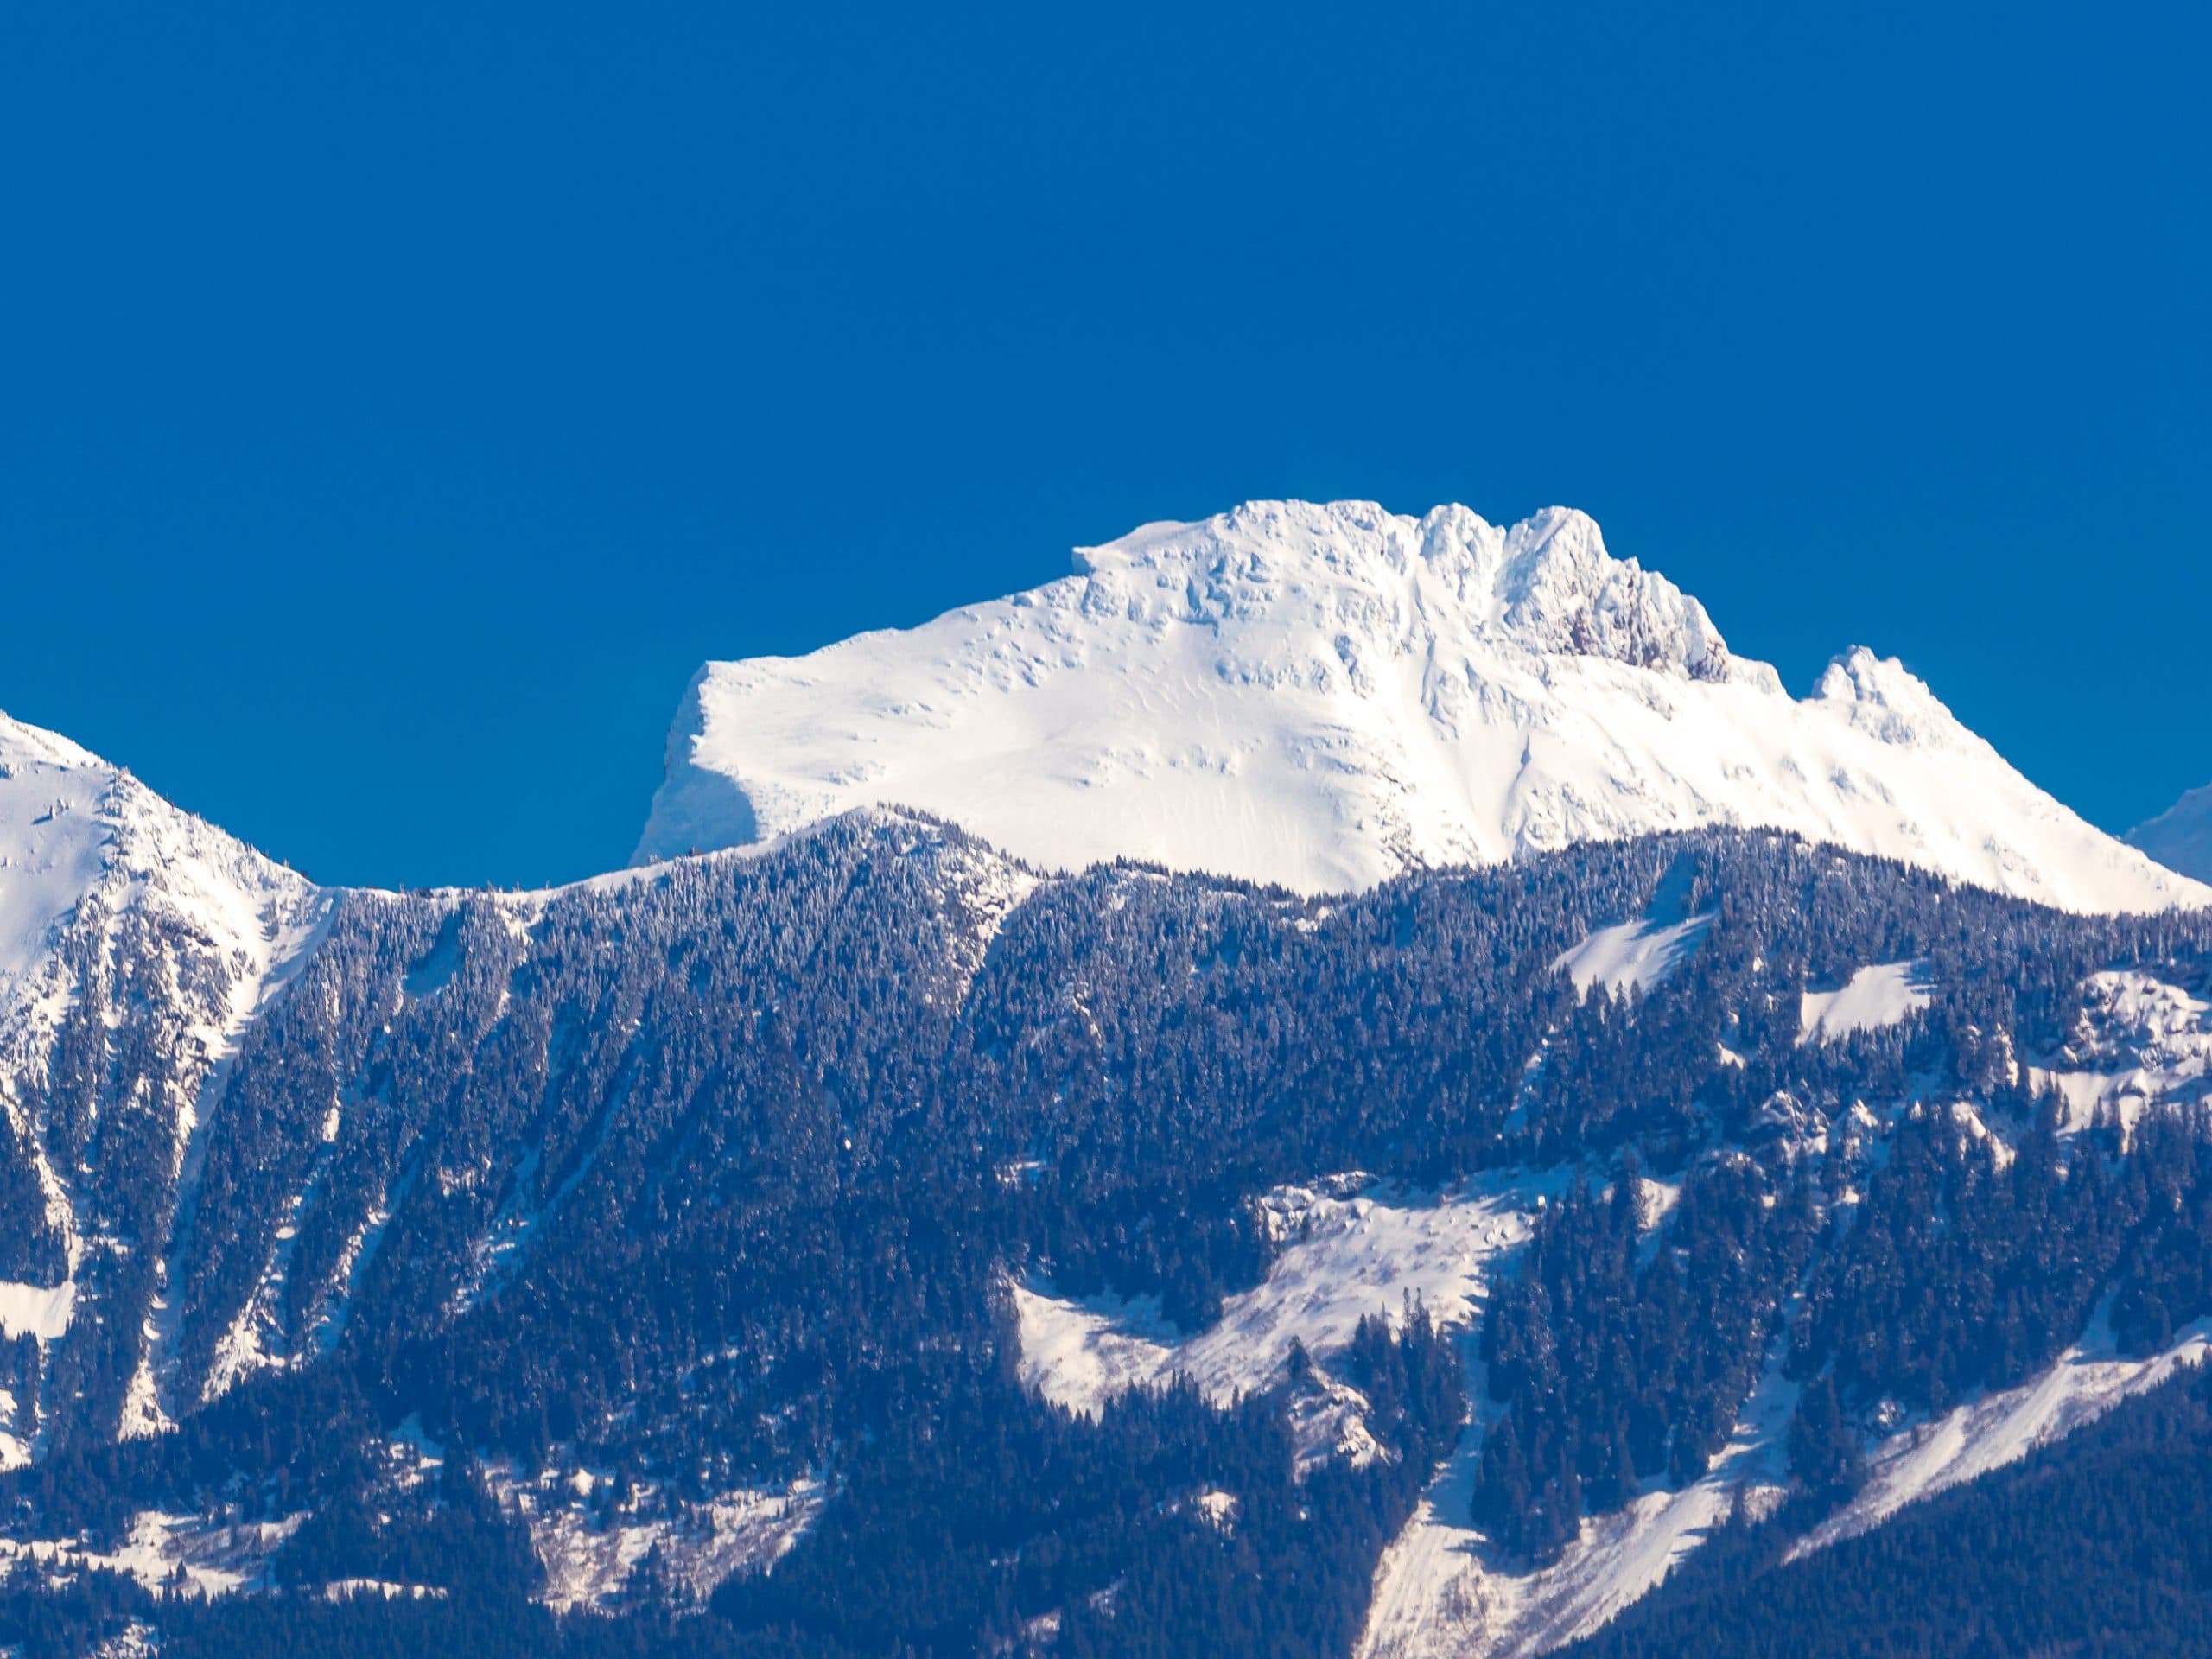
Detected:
[{"left": 637, "top": 499, "right": 2202, "bottom": 913}]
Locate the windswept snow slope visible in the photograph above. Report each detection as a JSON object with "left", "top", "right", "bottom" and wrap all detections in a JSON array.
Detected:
[
  {"left": 2130, "top": 780, "right": 2212, "bottom": 883},
  {"left": 639, "top": 500, "right": 2202, "bottom": 913},
  {"left": 0, "top": 712, "right": 327, "bottom": 1122},
  {"left": 1793, "top": 1314, "right": 2212, "bottom": 1559},
  {"left": 1360, "top": 1344, "right": 1800, "bottom": 1659}
]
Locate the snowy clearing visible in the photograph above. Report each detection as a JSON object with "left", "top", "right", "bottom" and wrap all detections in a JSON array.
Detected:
[
  {"left": 1798, "top": 961, "right": 1933, "bottom": 1044},
  {"left": 491, "top": 1465, "right": 827, "bottom": 1614},
  {"left": 1013, "top": 1174, "right": 1555, "bottom": 1417},
  {"left": 1554, "top": 913, "right": 1713, "bottom": 997},
  {"left": 0, "top": 1510, "right": 304, "bottom": 1599},
  {"left": 0, "top": 1279, "right": 74, "bottom": 1343}
]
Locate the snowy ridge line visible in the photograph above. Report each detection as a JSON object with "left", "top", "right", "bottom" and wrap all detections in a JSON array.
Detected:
[
  {"left": 0, "top": 711, "right": 334, "bottom": 1457},
  {"left": 639, "top": 499, "right": 2207, "bottom": 914}
]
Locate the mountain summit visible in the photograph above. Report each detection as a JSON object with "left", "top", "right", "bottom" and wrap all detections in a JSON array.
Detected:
[{"left": 638, "top": 500, "right": 2202, "bottom": 912}]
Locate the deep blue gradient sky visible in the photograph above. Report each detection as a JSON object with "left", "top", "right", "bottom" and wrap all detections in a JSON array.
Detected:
[{"left": 4, "top": 3, "right": 2206, "bottom": 888}]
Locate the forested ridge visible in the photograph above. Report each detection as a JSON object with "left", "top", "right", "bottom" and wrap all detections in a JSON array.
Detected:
[{"left": 4, "top": 812, "right": 2212, "bottom": 1654}]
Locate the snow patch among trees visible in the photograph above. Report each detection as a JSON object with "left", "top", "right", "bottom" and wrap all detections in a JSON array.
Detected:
[
  {"left": 1798, "top": 962, "right": 1934, "bottom": 1044},
  {"left": 1554, "top": 915, "right": 1713, "bottom": 997},
  {"left": 1794, "top": 1317, "right": 2212, "bottom": 1559},
  {"left": 1013, "top": 1174, "right": 1550, "bottom": 1417},
  {"left": 2026, "top": 969, "right": 2212, "bottom": 1138},
  {"left": 494, "top": 1465, "right": 828, "bottom": 1614}
]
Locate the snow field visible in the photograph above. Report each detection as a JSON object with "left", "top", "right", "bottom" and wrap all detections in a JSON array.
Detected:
[
  {"left": 1798, "top": 961, "right": 1934, "bottom": 1044},
  {"left": 1554, "top": 913, "right": 1713, "bottom": 997},
  {"left": 1012, "top": 1173, "right": 1554, "bottom": 1417},
  {"left": 640, "top": 500, "right": 2205, "bottom": 915}
]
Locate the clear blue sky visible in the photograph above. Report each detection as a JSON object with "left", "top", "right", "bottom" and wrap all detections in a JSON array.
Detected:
[{"left": 4, "top": 3, "right": 2206, "bottom": 888}]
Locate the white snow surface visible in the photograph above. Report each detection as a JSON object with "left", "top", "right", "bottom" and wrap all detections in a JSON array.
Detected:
[
  {"left": 0, "top": 1279, "right": 75, "bottom": 1343},
  {"left": 1011, "top": 1173, "right": 1553, "bottom": 1417},
  {"left": 2026, "top": 969, "right": 2212, "bottom": 1137},
  {"left": 1798, "top": 961, "right": 1935, "bottom": 1044},
  {"left": 1554, "top": 913, "right": 1713, "bottom": 997},
  {"left": 639, "top": 499, "right": 2203, "bottom": 914},
  {"left": 2129, "top": 779, "right": 2212, "bottom": 883}
]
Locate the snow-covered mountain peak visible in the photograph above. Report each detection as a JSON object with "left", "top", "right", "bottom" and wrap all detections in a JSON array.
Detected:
[
  {"left": 0, "top": 718, "right": 112, "bottom": 990},
  {"left": 1066, "top": 499, "right": 1751, "bottom": 687},
  {"left": 1808, "top": 647, "right": 1977, "bottom": 750},
  {"left": 0, "top": 709, "right": 329, "bottom": 1422},
  {"left": 0, "top": 709, "right": 104, "bottom": 776},
  {"left": 637, "top": 500, "right": 2206, "bottom": 913},
  {"left": 0, "top": 712, "right": 321, "bottom": 998}
]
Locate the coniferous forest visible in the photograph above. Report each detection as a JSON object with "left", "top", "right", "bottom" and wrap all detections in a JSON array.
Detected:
[{"left": 5, "top": 816, "right": 2212, "bottom": 1654}]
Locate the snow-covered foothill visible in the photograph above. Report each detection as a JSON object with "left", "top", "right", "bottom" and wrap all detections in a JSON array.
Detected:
[{"left": 640, "top": 500, "right": 2205, "bottom": 914}]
